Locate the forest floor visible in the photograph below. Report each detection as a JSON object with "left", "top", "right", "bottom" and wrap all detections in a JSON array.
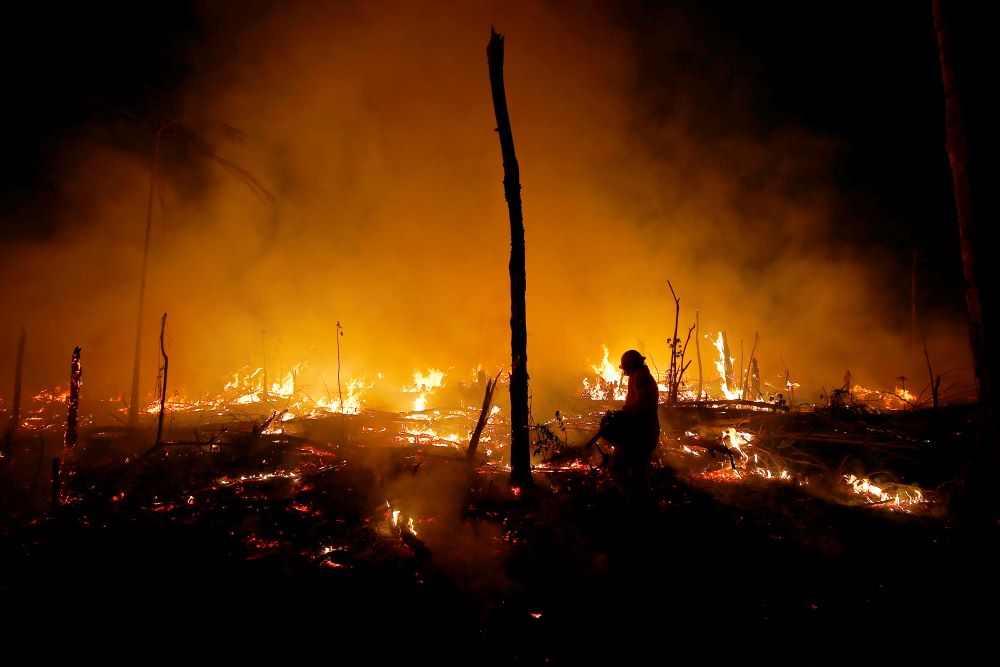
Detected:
[{"left": 1, "top": 400, "right": 997, "bottom": 664}]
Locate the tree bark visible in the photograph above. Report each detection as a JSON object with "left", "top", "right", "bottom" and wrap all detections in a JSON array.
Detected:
[
  {"left": 65, "top": 347, "right": 82, "bottom": 450},
  {"left": 933, "top": 1, "right": 998, "bottom": 486},
  {"left": 156, "top": 313, "right": 169, "bottom": 447},
  {"left": 488, "top": 27, "right": 531, "bottom": 487}
]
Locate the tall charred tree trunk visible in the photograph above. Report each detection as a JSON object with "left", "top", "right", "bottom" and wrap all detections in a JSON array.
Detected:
[
  {"left": 128, "top": 133, "right": 161, "bottom": 427},
  {"left": 933, "top": 1, "right": 999, "bottom": 496},
  {"left": 156, "top": 313, "right": 169, "bottom": 447},
  {"left": 3, "top": 326, "right": 26, "bottom": 454},
  {"left": 65, "top": 346, "right": 82, "bottom": 450},
  {"left": 488, "top": 28, "right": 531, "bottom": 487},
  {"left": 695, "top": 309, "right": 703, "bottom": 400}
]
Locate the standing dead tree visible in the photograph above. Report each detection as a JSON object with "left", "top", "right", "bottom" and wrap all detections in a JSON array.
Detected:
[
  {"left": 667, "top": 282, "right": 681, "bottom": 402},
  {"left": 107, "top": 103, "right": 274, "bottom": 427},
  {"left": 933, "top": 1, "right": 998, "bottom": 487},
  {"left": 488, "top": 27, "right": 531, "bottom": 487},
  {"left": 65, "top": 347, "right": 82, "bottom": 450},
  {"left": 741, "top": 333, "right": 761, "bottom": 401},
  {"left": 155, "top": 313, "right": 169, "bottom": 447},
  {"left": 665, "top": 282, "right": 695, "bottom": 403}
]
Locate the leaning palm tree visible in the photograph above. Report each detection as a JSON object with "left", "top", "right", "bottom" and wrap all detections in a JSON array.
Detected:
[{"left": 108, "top": 102, "right": 274, "bottom": 426}]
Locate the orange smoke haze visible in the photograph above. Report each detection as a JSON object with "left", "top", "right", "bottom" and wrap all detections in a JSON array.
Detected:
[{"left": 0, "top": 0, "right": 974, "bottom": 416}]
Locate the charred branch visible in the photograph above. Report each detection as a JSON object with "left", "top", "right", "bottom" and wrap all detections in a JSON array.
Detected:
[{"left": 467, "top": 370, "right": 501, "bottom": 461}]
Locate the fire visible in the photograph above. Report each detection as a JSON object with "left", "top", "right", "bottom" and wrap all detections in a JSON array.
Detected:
[
  {"left": 843, "top": 474, "right": 926, "bottom": 510},
  {"left": 403, "top": 368, "right": 446, "bottom": 411},
  {"left": 581, "top": 345, "right": 626, "bottom": 401},
  {"left": 850, "top": 384, "right": 916, "bottom": 411},
  {"left": 386, "top": 500, "right": 418, "bottom": 537},
  {"left": 396, "top": 425, "right": 462, "bottom": 447},
  {"left": 713, "top": 333, "right": 742, "bottom": 400}
]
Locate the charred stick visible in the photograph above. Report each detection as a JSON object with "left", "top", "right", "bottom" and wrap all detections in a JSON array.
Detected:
[{"left": 467, "top": 371, "right": 501, "bottom": 461}]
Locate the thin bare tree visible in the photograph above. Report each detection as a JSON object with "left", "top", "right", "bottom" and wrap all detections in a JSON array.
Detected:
[
  {"left": 487, "top": 28, "right": 531, "bottom": 487},
  {"left": 105, "top": 103, "right": 274, "bottom": 426}
]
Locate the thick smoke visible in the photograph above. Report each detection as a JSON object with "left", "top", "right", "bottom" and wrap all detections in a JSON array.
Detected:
[{"left": 0, "top": 0, "right": 973, "bottom": 417}]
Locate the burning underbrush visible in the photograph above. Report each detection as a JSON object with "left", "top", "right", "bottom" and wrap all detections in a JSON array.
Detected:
[{"left": 0, "top": 354, "right": 984, "bottom": 662}]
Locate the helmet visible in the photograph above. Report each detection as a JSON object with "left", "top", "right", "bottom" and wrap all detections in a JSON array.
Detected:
[{"left": 619, "top": 349, "right": 645, "bottom": 371}]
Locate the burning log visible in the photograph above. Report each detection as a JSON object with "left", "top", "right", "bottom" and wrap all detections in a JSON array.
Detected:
[
  {"left": 488, "top": 27, "right": 531, "bottom": 487},
  {"left": 467, "top": 370, "right": 501, "bottom": 461},
  {"left": 3, "top": 326, "right": 26, "bottom": 456},
  {"left": 65, "top": 346, "right": 82, "bottom": 449}
]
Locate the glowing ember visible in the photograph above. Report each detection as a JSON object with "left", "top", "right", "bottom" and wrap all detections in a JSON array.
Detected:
[{"left": 843, "top": 474, "right": 926, "bottom": 510}]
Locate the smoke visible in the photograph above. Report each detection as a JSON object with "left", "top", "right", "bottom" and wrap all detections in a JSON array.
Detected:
[{"left": 0, "top": 0, "right": 973, "bottom": 417}]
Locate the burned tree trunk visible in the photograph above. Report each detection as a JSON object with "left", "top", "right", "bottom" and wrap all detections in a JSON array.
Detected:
[
  {"left": 156, "top": 313, "right": 169, "bottom": 447},
  {"left": 933, "top": 1, "right": 998, "bottom": 482},
  {"left": 3, "top": 326, "right": 26, "bottom": 454},
  {"left": 667, "top": 281, "right": 681, "bottom": 404},
  {"left": 65, "top": 346, "right": 82, "bottom": 450},
  {"left": 488, "top": 27, "right": 531, "bottom": 487}
]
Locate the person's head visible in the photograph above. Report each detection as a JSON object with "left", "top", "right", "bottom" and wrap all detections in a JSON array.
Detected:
[{"left": 619, "top": 349, "right": 646, "bottom": 375}]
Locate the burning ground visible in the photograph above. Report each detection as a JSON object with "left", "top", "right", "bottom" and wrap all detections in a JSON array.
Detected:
[{"left": 1, "top": 373, "right": 996, "bottom": 662}]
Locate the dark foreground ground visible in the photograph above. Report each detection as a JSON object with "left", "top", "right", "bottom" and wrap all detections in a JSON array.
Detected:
[{"left": 2, "top": 407, "right": 998, "bottom": 664}]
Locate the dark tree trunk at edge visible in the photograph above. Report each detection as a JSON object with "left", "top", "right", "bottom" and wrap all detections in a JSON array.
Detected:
[
  {"left": 488, "top": 27, "right": 531, "bottom": 486},
  {"left": 933, "top": 0, "right": 999, "bottom": 503}
]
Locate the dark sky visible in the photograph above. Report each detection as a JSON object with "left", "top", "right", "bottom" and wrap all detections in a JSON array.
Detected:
[{"left": 0, "top": 0, "right": 972, "bottom": 309}]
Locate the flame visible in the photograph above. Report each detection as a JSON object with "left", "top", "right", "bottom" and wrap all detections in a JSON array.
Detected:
[
  {"left": 581, "top": 345, "right": 626, "bottom": 400},
  {"left": 403, "top": 368, "right": 446, "bottom": 411},
  {"left": 386, "top": 500, "right": 418, "bottom": 537},
  {"left": 843, "top": 474, "right": 925, "bottom": 510},
  {"left": 713, "top": 333, "right": 742, "bottom": 400},
  {"left": 850, "top": 384, "right": 916, "bottom": 411}
]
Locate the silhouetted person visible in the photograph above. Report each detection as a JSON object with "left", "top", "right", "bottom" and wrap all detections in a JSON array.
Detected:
[{"left": 603, "top": 349, "right": 660, "bottom": 506}]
